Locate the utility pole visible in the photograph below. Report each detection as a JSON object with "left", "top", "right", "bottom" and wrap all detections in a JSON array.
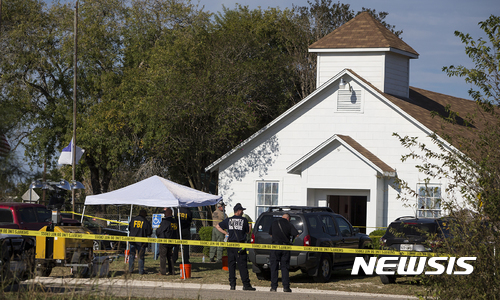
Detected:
[{"left": 72, "top": 1, "right": 78, "bottom": 218}]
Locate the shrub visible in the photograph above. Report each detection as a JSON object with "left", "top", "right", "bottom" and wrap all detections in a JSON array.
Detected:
[
  {"left": 369, "top": 229, "right": 386, "bottom": 250},
  {"left": 199, "top": 226, "right": 213, "bottom": 257}
]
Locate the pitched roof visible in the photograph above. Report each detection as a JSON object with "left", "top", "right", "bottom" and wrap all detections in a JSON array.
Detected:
[
  {"left": 385, "top": 87, "right": 481, "bottom": 142},
  {"left": 286, "top": 134, "right": 395, "bottom": 176},
  {"left": 337, "top": 135, "right": 396, "bottom": 175},
  {"left": 309, "top": 11, "right": 419, "bottom": 57}
]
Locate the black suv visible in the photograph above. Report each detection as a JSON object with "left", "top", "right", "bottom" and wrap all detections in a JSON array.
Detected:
[
  {"left": 378, "top": 216, "right": 451, "bottom": 284},
  {"left": 249, "top": 206, "right": 372, "bottom": 282}
]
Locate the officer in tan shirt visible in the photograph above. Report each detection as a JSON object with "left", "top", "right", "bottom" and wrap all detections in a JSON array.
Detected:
[{"left": 210, "top": 202, "right": 227, "bottom": 262}]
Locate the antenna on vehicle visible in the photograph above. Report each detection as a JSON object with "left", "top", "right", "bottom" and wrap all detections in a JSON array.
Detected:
[{"left": 411, "top": 204, "right": 418, "bottom": 219}]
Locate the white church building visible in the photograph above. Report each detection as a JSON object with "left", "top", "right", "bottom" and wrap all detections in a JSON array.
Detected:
[{"left": 205, "top": 12, "right": 478, "bottom": 233}]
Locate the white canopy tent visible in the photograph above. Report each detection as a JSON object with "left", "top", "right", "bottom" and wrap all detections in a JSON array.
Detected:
[
  {"left": 83, "top": 175, "right": 222, "bottom": 275},
  {"left": 84, "top": 175, "right": 221, "bottom": 207}
]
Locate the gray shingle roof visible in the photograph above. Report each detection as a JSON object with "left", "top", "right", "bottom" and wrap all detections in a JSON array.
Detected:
[{"left": 309, "top": 11, "right": 419, "bottom": 57}]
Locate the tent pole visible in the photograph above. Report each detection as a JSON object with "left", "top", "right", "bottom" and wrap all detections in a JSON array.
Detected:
[
  {"left": 129, "top": 204, "right": 133, "bottom": 227},
  {"left": 80, "top": 205, "right": 86, "bottom": 223},
  {"left": 127, "top": 204, "right": 133, "bottom": 251},
  {"left": 178, "top": 207, "right": 185, "bottom": 279}
]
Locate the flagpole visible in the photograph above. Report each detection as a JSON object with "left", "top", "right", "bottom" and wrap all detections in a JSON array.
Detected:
[{"left": 72, "top": 0, "right": 78, "bottom": 218}]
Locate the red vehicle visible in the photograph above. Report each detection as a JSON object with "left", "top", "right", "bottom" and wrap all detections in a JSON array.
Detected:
[{"left": 0, "top": 202, "right": 79, "bottom": 230}]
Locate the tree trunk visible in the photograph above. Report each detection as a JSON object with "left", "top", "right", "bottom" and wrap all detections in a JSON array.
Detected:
[{"left": 85, "top": 155, "right": 110, "bottom": 226}]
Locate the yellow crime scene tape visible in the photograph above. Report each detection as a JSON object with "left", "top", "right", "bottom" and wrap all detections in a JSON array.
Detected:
[
  {"left": 61, "top": 211, "right": 129, "bottom": 225},
  {"left": 62, "top": 211, "right": 387, "bottom": 229},
  {"left": 0, "top": 228, "right": 441, "bottom": 257}
]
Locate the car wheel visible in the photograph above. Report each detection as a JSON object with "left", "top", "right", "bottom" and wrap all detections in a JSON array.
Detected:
[
  {"left": 21, "top": 248, "right": 36, "bottom": 280},
  {"left": 380, "top": 274, "right": 396, "bottom": 284},
  {"left": 74, "top": 256, "right": 91, "bottom": 278},
  {"left": 313, "top": 254, "right": 332, "bottom": 283},
  {"left": 1, "top": 258, "right": 11, "bottom": 282}
]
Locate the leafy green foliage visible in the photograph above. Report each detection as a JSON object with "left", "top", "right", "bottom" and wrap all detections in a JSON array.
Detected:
[
  {"left": 443, "top": 15, "right": 500, "bottom": 107},
  {"left": 368, "top": 229, "right": 386, "bottom": 250},
  {"left": 199, "top": 226, "right": 213, "bottom": 256}
]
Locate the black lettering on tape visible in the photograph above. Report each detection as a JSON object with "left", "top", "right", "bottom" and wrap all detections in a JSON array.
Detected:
[{"left": 0, "top": 228, "right": 443, "bottom": 258}]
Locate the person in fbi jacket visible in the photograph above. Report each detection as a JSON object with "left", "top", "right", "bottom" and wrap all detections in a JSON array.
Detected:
[
  {"left": 173, "top": 207, "right": 192, "bottom": 264},
  {"left": 128, "top": 209, "right": 152, "bottom": 274},
  {"left": 156, "top": 208, "right": 178, "bottom": 275}
]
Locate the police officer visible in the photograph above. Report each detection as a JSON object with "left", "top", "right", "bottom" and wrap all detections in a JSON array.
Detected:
[
  {"left": 156, "top": 208, "right": 178, "bottom": 275},
  {"left": 173, "top": 207, "right": 192, "bottom": 264},
  {"left": 128, "top": 209, "right": 152, "bottom": 274},
  {"left": 269, "top": 213, "right": 299, "bottom": 292},
  {"left": 216, "top": 203, "right": 256, "bottom": 291}
]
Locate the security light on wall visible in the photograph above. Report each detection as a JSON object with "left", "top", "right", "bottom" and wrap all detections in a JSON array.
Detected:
[
  {"left": 339, "top": 78, "right": 353, "bottom": 92},
  {"left": 339, "top": 78, "right": 346, "bottom": 89}
]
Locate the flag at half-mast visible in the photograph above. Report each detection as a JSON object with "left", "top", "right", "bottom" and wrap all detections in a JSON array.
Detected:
[{"left": 58, "top": 138, "right": 85, "bottom": 165}]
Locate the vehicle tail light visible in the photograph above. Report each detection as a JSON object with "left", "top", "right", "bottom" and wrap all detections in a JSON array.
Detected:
[
  {"left": 429, "top": 240, "right": 441, "bottom": 248},
  {"left": 251, "top": 233, "right": 255, "bottom": 244},
  {"left": 379, "top": 237, "right": 387, "bottom": 248},
  {"left": 303, "top": 234, "right": 311, "bottom": 246}
]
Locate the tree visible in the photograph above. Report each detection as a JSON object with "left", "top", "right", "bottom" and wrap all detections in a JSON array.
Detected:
[
  {"left": 395, "top": 15, "right": 500, "bottom": 299},
  {"left": 443, "top": 15, "right": 500, "bottom": 107},
  {"left": 139, "top": 5, "right": 295, "bottom": 191},
  {"left": 0, "top": 0, "right": 59, "bottom": 198},
  {"left": 0, "top": 0, "right": 144, "bottom": 214}
]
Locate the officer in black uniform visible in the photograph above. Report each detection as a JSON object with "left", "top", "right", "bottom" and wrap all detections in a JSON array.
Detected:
[
  {"left": 128, "top": 209, "right": 152, "bottom": 274},
  {"left": 216, "top": 203, "right": 256, "bottom": 291},
  {"left": 156, "top": 208, "right": 178, "bottom": 275},
  {"left": 173, "top": 207, "right": 192, "bottom": 264},
  {"left": 269, "top": 213, "right": 299, "bottom": 292}
]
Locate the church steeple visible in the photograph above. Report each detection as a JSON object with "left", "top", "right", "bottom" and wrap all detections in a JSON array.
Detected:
[{"left": 309, "top": 12, "right": 419, "bottom": 98}]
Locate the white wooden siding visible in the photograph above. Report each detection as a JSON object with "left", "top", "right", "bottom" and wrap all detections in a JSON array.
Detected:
[
  {"left": 384, "top": 53, "right": 410, "bottom": 98},
  {"left": 316, "top": 51, "right": 411, "bottom": 98},
  {"left": 316, "top": 52, "right": 385, "bottom": 89},
  {"left": 217, "top": 80, "right": 449, "bottom": 229}
]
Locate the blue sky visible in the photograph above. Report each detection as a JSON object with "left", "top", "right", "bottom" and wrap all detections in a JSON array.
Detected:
[{"left": 201, "top": 0, "right": 498, "bottom": 100}]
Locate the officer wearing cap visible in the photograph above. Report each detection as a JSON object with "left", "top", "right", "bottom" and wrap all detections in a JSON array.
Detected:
[
  {"left": 128, "top": 209, "right": 152, "bottom": 274},
  {"left": 216, "top": 203, "right": 256, "bottom": 291}
]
